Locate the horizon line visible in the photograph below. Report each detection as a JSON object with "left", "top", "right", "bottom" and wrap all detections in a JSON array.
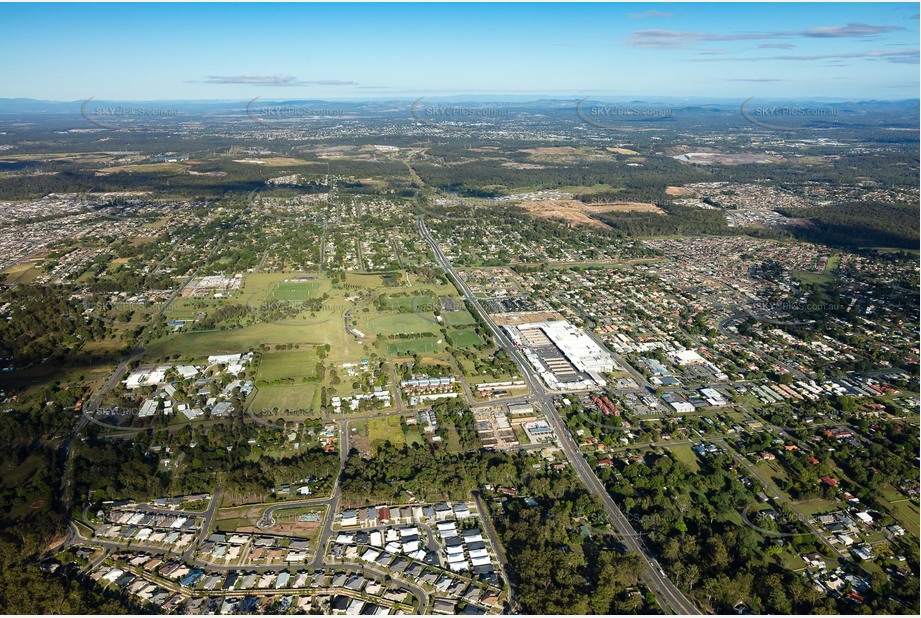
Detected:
[{"left": 2, "top": 95, "right": 919, "bottom": 104}]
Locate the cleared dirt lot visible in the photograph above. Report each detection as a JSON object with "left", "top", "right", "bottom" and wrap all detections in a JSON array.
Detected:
[
  {"left": 232, "top": 157, "right": 319, "bottom": 166},
  {"left": 605, "top": 147, "right": 640, "bottom": 155},
  {"left": 520, "top": 146, "right": 584, "bottom": 156},
  {"left": 492, "top": 311, "right": 567, "bottom": 326},
  {"left": 518, "top": 199, "right": 663, "bottom": 228}
]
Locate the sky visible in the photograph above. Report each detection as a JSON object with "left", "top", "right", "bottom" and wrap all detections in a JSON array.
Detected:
[{"left": 0, "top": 2, "right": 918, "bottom": 101}]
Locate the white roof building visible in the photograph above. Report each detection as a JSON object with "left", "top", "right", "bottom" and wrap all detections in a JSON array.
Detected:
[
  {"left": 523, "top": 321, "right": 617, "bottom": 374},
  {"left": 176, "top": 365, "right": 199, "bottom": 379},
  {"left": 673, "top": 349, "right": 705, "bottom": 365},
  {"left": 139, "top": 399, "right": 159, "bottom": 418}
]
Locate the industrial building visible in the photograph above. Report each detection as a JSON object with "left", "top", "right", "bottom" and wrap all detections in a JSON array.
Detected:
[{"left": 504, "top": 320, "right": 617, "bottom": 390}]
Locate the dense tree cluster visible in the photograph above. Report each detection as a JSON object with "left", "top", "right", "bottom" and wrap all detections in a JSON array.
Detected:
[
  {"left": 0, "top": 285, "right": 110, "bottom": 367},
  {"left": 777, "top": 202, "right": 918, "bottom": 249},
  {"left": 599, "top": 449, "right": 919, "bottom": 613},
  {"left": 70, "top": 421, "right": 340, "bottom": 505}
]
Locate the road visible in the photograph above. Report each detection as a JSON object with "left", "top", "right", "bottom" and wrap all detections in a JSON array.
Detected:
[
  {"left": 418, "top": 216, "right": 700, "bottom": 615},
  {"left": 61, "top": 233, "right": 228, "bottom": 508},
  {"left": 255, "top": 250, "right": 269, "bottom": 273},
  {"left": 68, "top": 478, "right": 431, "bottom": 613},
  {"left": 472, "top": 490, "right": 516, "bottom": 611},
  {"left": 715, "top": 439, "right": 854, "bottom": 564},
  {"left": 63, "top": 212, "right": 687, "bottom": 613}
]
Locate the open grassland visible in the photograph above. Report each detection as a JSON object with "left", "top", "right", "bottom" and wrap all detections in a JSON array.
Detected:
[
  {"left": 666, "top": 443, "right": 702, "bottom": 472},
  {"left": 754, "top": 459, "right": 791, "bottom": 488},
  {"left": 0, "top": 454, "right": 44, "bottom": 489},
  {"left": 272, "top": 280, "right": 326, "bottom": 301},
  {"left": 367, "top": 415, "right": 406, "bottom": 452},
  {"left": 345, "top": 272, "right": 390, "bottom": 288},
  {"left": 256, "top": 349, "right": 318, "bottom": 382},
  {"left": 365, "top": 313, "right": 438, "bottom": 337},
  {"left": 404, "top": 427, "right": 424, "bottom": 446},
  {"left": 379, "top": 293, "right": 437, "bottom": 311},
  {"left": 792, "top": 498, "right": 840, "bottom": 517},
  {"left": 164, "top": 297, "right": 228, "bottom": 321},
  {"left": 0, "top": 363, "right": 114, "bottom": 396},
  {"left": 441, "top": 310, "right": 477, "bottom": 326},
  {"left": 150, "top": 270, "right": 467, "bottom": 374},
  {"left": 606, "top": 147, "right": 640, "bottom": 155},
  {"left": 251, "top": 383, "right": 320, "bottom": 413},
  {"left": 520, "top": 146, "right": 613, "bottom": 160},
  {"left": 448, "top": 328, "right": 483, "bottom": 348},
  {"left": 385, "top": 337, "right": 443, "bottom": 356},
  {"left": 878, "top": 485, "right": 920, "bottom": 535},
  {"left": 231, "top": 157, "right": 323, "bottom": 167},
  {"left": 793, "top": 269, "right": 834, "bottom": 286},
  {"left": 388, "top": 273, "right": 458, "bottom": 297},
  {"left": 1, "top": 262, "right": 43, "bottom": 284},
  {"left": 145, "top": 320, "right": 366, "bottom": 363},
  {"left": 95, "top": 162, "right": 189, "bottom": 175},
  {"left": 243, "top": 272, "right": 297, "bottom": 298},
  {"left": 150, "top": 273, "right": 371, "bottom": 362},
  {"left": 517, "top": 199, "right": 664, "bottom": 230}
]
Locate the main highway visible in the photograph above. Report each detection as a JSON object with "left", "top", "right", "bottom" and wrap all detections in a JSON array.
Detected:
[{"left": 418, "top": 216, "right": 700, "bottom": 615}]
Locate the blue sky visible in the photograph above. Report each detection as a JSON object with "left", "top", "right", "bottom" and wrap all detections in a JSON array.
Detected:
[{"left": 1, "top": 2, "right": 918, "bottom": 100}]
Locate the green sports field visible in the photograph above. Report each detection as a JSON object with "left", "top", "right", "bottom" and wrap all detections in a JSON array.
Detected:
[
  {"left": 448, "top": 328, "right": 483, "bottom": 348},
  {"left": 366, "top": 313, "right": 438, "bottom": 337},
  {"left": 379, "top": 293, "right": 437, "bottom": 312},
  {"left": 256, "top": 349, "right": 318, "bottom": 383},
  {"left": 385, "top": 337, "right": 443, "bottom": 356},
  {"left": 272, "top": 280, "right": 324, "bottom": 301},
  {"left": 441, "top": 310, "right": 477, "bottom": 326},
  {"left": 251, "top": 383, "right": 321, "bottom": 412}
]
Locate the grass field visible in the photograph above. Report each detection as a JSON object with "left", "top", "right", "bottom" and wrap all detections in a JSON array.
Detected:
[
  {"left": 146, "top": 317, "right": 366, "bottom": 363},
  {"left": 441, "top": 310, "right": 477, "bottom": 326},
  {"left": 777, "top": 548, "right": 808, "bottom": 572},
  {"left": 667, "top": 443, "right": 701, "bottom": 472},
  {"left": 242, "top": 272, "right": 295, "bottom": 298},
  {"left": 380, "top": 293, "right": 436, "bottom": 312},
  {"left": 366, "top": 313, "right": 438, "bottom": 337},
  {"left": 448, "top": 328, "right": 483, "bottom": 348},
  {"left": 164, "top": 298, "right": 226, "bottom": 321},
  {"left": 271, "top": 505, "right": 326, "bottom": 520},
  {"left": 878, "top": 485, "right": 920, "bottom": 535},
  {"left": 793, "top": 498, "right": 839, "bottom": 517},
  {"left": 404, "top": 428, "right": 423, "bottom": 446},
  {"left": 367, "top": 415, "right": 406, "bottom": 452},
  {"left": 273, "top": 281, "right": 324, "bottom": 301},
  {"left": 345, "top": 273, "right": 392, "bottom": 288},
  {"left": 251, "top": 383, "right": 321, "bottom": 413},
  {"left": 151, "top": 270, "right": 488, "bottom": 396},
  {"left": 0, "top": 363, "right": 114, "bottom": 395},
  {"left": 213, "top": 517, "right": 251, "bottom": 533},
  {"left": 0, "top": 262, "right": 43, "bottom": 285},
  {"left": 385, "top": 337, "right": 443, "bottom": 355},
  {"left": 754, "top": 460, "right": 790, "bottom": 489},
  {"left": 256, "top": 349, "right": 318, "bottom": 383},
  {"left": 793, "top": 269, "right": 834, "bottom": 286}
]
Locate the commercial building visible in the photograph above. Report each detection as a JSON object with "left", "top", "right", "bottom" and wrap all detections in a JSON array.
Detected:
[{"left": 505, "top": 319, "right": 617, "bottom": 390}]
